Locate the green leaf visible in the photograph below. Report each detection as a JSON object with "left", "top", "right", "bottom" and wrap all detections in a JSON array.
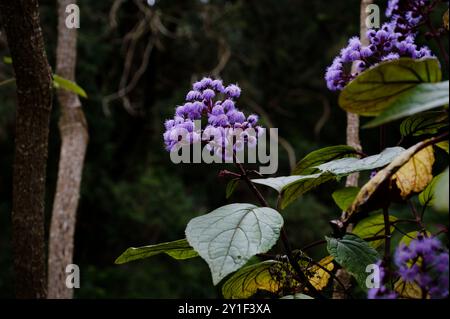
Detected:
[
  {"left": 292, "top": 145, "right": 357, "bottom": 175},
  {"left": 332, "top": 187, "right": 360, "bottom": 211},
  {"left": 352, "top": 214, "right": 397, "bottom": 248},
  {"left": 326, "top": 234, "right": 380, "bottom": 290},
  {"left": 185, "top": 203, "right": 284, "bottom": 285},
  {"left": 252, "top": 173, "right": 322, "bottom": 193},
  {"left": 114, "top": 239, "right": 198, "bottom": 264},
  {"left": 222, "top": 260, "right": 282, "bottom": 299},
  {"left": 226, "top": 179, "right": 239, "bottom": 199},
  {"left": 399, "top": 111, "right": 448, "bottom": 137},
  {"left": 365, "top": 81, "right": 449, "bottom": 128},
  {"left": 280, "top": 293, "right": 314, "bottom": 299},
  {"left": 339, "top": 58, "right": 442, "bottom": 116},
  {"left": 436, "top": 141, "right": 449, "bottom": 154},
  {"left": 434, "top": 167, "right": 449, "bottom": 213},
  {"left": 419, "top": 172, "right": 445, "bottom": 206},
  {"left": 3, "top": 56, "right": 12, "bottom": 64},
  {"left": 53, "top": 74, "right": 88, "bottom": 98},
  {"left": 280, "top": 173, "right": 335, "bottom": 209},
  {"left": 316, "top": 147, "right": 405, "bottom": 176}
]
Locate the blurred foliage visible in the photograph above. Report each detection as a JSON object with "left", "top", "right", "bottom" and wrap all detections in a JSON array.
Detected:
[{"left": 0, "top": 0, "right": 446, "bottom": 298}]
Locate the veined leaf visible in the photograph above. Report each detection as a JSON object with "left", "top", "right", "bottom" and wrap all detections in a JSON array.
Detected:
[
  {"left": 399, "top": 111, "right": 448, "bottom": 137},
  {"left": 365, "top": 81, "right": 449, "bottom": 128},
  {"left": 347, "top": 139, "right": 437, "bottom": 221},
  {"left": 326, "top": 234, "right": 379, "bottom": 290},
  {"left": 114, "top": 239, "right": 198, "bottom": 264},
  {"left": 352, "top": 214, "right": 397, "bottom": 248},
  {"left": 252, "top": 173, "right": 322, "bottom": 194},
  {"left": 434, "top": 167, "right": 449, "bottom": 213},
  {"left": 339, "top": 58, "right": 442, "bottom": 116},
  {"left": 185, "top": 203, "right": 283, "bottom": 285},
  {"left": 316, "top": 147, "right": 405, "bottom": 176},
  {"left": 332, "top": 187, "right": 360, "bottom": 211},
  {"left": 222, "top": 260, "right": 282, "bottom": 299},
  {"left": 391, "top": 146, "right": 435, "bottom": 199},
  {"left": 419, "top": 172, "right": 445, "bottom": 206},
  {"left": 394, "top": 279, "right": 427, "bottom": 299},
  {"left": 292, "top": 145, "right": 357, "bottom": 175},
  {"left": 53, "top": 74, "right": 88, "bottom": 98},
  {"left": 307, "top": 256, "right": 335, "bottom": 291}
]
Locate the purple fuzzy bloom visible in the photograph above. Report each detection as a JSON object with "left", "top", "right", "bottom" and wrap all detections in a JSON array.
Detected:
[
  {"left": 247, "top": 114, "right": 259, "bottom": 125},
  {"left": 222, "top": 99, "right": 235, "bottom": 112},
  {"left": 186, "top": 90, "right": 203, "bottom": 101},
  {"left": 202, "top": 89, "right": 216, "bottom": 100},
  {"left": 211, "top": 79, "right": 225, "bottom": 93},
  {"left": 224, "top": 84, "right": 241, "bottom": 99}
]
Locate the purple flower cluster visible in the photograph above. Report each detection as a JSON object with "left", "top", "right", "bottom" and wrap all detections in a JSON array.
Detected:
[
  {"left": 325, "top": 0, "right": 434, "bottom": 91},
  {"left": 163, "top": 77, "right": 263, "bottom": 159},
  {"left": 368, "top": 235, "right": 449, "bottom": 299}
]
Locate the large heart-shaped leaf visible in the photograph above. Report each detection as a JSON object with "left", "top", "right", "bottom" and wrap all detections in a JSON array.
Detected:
[
  {"left": 185, "top": 203, "right": 284, "bottom": 285},
  {"left": 326, "top": 234, "right": 380, "bottom": 290},
  {"left": 114, "top": 239, "right": 198, "bottom": 264},
  {"left": 222, "top": 260, "right": 282, "bottom": 299},
  {"left": 365, "top": 81, "right": 449, "bottom": 128},
  {"left": 339, "top": 58, "right": 442, "bottom": 116}
]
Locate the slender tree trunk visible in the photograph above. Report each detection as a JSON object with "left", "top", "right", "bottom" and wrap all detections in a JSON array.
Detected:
[
  {"left": 0, "top": 0, "right": 53, "bottom": 298},
  {"left": 334, "top": 0, "right": 373, "bottom": 299},
  {"left": 47, "top": 0, "right": 88, "bottom": 299}
]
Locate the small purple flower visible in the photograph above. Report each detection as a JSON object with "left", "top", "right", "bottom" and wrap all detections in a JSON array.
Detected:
[
  {"left": 202, "top": 89, "right": 216, "bottom": 100},
  {"left": 186, "top": 90, "right": 203, "bottom": 101},
  {"left": 224, "top": 84, "right": 241, "bottom": 99}
]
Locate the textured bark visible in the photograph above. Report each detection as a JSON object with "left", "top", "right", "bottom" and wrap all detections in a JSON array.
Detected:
[
  {"left": 0, "top": 0, "right": 53, "bottom": 298},
  {"left": 345, "top": 0, "right": 372, "bottom": 189},
  {"left": 47, "top": 0, "right": 88, "bottom": 299},
  {"left": 335, "top": 0, "right": 373, "bottom": 299}
]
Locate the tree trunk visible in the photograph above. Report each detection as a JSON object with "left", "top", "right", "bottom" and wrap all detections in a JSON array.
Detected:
[
  {"left": 334, "top": 0, "right": 373, "bottom": 299},
  {"left": 47, "top": 0, "right": 88, "bottom": 299},
  {"left": 0, "top": 0, "right": 53, "bottom": 298}
]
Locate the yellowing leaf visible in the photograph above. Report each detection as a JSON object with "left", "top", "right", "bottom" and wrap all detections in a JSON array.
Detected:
[
  {"left": 308, "top": 256, "right": 334, "bottom": 291},
  {"left": 391, "top": 146, "right": 435, "bottom": 199},
  {"left": 221, "top": 261, "right": 283, "bottom": 299},
  {"left": 394, "top": 278, "right": 428, "bottom": 299},
  {"left": 444, "top": 9, "right": 449, "bottom": 31}
]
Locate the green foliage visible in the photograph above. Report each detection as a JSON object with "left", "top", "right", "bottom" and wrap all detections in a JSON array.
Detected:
[
  {"left": 365, "top": 81, "right": 449, "bottom": 128},
  {"left": 225, "top": 179, "right": 239, "bottom": 199},
  {"left": 185, "top": 204, "right": 284, "bottom": 285},
  {"left": 339, "top": 58, "right": 442, "bottom": 116},
  {"left": 418, "top": 172, "right": 446, "bottom": 206},
  {"left": 53, "top": 74, "right": 88, "bottom": 98},
  {"left": 352, "top": 214, "right": 397, "bottom": 248},
  {"left": 292, "top": 145, "right": 357, "bottom": 175},
  {"left": 115, "top": 239, "right": 198, "bottom": 264},
  {"left": 434, "top": 167, "right": 449, "bottom": 213},
  {"left": 326, "top": 234, "right": 380, "bottom": 290},
  {"left": 399, "top": 111, "right": 449, "bottom": 137},
  {"left": 222, "top": 260, "right": 282, "bottom": 299},
  {"left": 332, "top": 187, "right": 360, "bottom": 211}
]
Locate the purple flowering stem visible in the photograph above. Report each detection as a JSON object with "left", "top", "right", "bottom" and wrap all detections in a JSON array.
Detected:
[{"left": 234, "top": 161, "right": 324, "bottom": 299}]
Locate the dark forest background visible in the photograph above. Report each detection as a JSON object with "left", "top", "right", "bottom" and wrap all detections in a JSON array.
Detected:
[{"left": 1, "top": 0, "right": 441, "bottom": 298}]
